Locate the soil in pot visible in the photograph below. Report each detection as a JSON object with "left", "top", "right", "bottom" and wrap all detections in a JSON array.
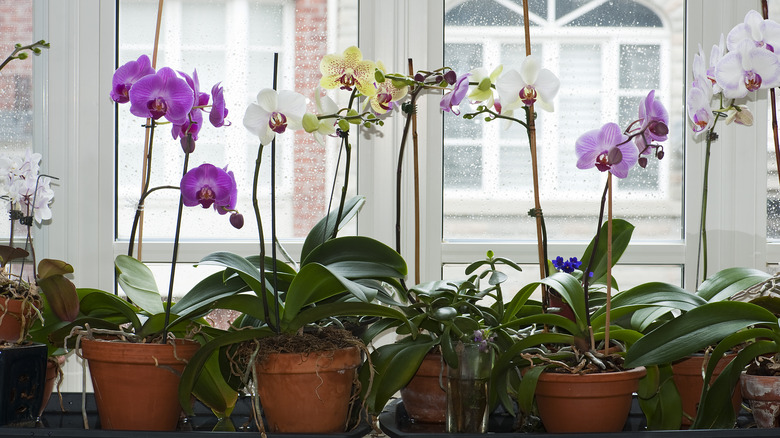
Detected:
[
  {"left": 80, "top": 337, "right": 200, "bottom": 431},
  {"left": 534, "top": 366, "right": 646, "bottom": 433},
  {"left": 400, "top": 352, "right": 447, "bottom": 424},
  {"left": 672, "top": 353, "right": 741, "bottom": 427},
  {"left": 250, "top": 328, "right": 364, "bottom": 433}
]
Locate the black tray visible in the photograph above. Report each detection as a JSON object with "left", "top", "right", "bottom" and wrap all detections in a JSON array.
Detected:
[
  {"left": 378, "top": 398, "right": 774, "bottom": 437},
  {"left": 0, "top": 393, "right": 370, "bottom": 437}
]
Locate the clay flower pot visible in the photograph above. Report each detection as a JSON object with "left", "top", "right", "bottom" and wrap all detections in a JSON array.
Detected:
[
  {"left": 254, "top": 346, "right": 361, "bottom": 433},
  {"left": 740, "top": 373, "right": 780, "bottom": 428},
  {"left": 672, "top": 354, "right": 741, "bottom": 427},
  {"left": 80, "top": 338, "right": 200, "bottom": 431},
  {"left": 534, "top": 367, "right": 646, "bottom": 433},
  {"left": 0, "top": 297, "right": 36, "bottom": 343},
  {"left": 400, "top": 352, "right": 447, "bottom": 423}
]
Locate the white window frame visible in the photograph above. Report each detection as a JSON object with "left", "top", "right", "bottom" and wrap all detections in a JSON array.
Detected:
[{"left": 38, "top": 0, "right": 772, "bottom": 293}]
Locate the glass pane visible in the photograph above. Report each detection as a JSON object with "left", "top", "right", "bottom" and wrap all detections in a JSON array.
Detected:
[
  {"left": 443, "top": 0, "right": 684, "bottom": 242},
  {"left": 0, "top": 0, "right": 35, "bottom": 243},
  {"left": 117, "top": 0, "right": 358, "bottom": 246},
  {"left": 620, "top": 44, "right": 660, "bottom": 89}
]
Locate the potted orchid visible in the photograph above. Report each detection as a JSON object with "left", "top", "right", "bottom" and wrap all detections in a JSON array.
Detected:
[
  {"left": 38, "top": 53, "right": 244, "bottom": 431},
  {"left": 482, "top": 89, "right": 679, "bottom": 434}
]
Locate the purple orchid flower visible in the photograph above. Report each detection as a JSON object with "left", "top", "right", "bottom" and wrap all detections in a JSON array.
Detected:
[
  {"left": 129, "top": 67, "right": 195, "bottom": 125},
  {"left": 209, "top": 82, "right": 229, "bottom": 128},
  {"left": 634, "top": 90, "right": 669, "bottom": 155},
  {"left": 180, "top": 163, "right": 236, "bottom": 211},
  {"left": 575, "top": 122, "right": 637, "bottom": 179},
  {"left": 111, "top": 55, "right": 155, "bottom": 104},
  {"left": 440, "top": 73, "right": 471, "bottom": 115}
]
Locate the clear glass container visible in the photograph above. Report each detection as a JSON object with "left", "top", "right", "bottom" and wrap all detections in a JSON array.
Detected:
[{"left": 446, "top": 342, "right": 494, "bottom": 433}]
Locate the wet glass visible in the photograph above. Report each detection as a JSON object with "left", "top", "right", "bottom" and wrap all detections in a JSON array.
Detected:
[{"left": 443, "top": 0, "right": 684, "bottom": 242}]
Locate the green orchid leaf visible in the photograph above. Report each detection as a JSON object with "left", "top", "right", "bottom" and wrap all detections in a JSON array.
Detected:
[
  {"left": 301, "top": 236, "right": 407, "bottom": 278},
  {"left": 170, "top": 270, "right": 250, "bottom": 317},
  {"left": 192, "top": 350, "right": 239, "bottom": 418},
  {"left": 579, "top": 219, "right": 634, "bottom": 283},
  {"left": 637, "top": 364, "right": 682, "bottom": 430},
  {"left": 287, "top": 302, "right": 413, "bottom": 334},
  {"left": 359, "top": 337, "right": 437, "bottom": 415},
  {"left": 502, "top": 312, "right": 581, "bottom": 337},
  {"left": 518, "top": 364, "right": 549, "bottom": 416},
  {"left": 115, "top": 255, "right": 165, "bottom": 315},
  {"left": 179, "top": 327, "right": 275, "bottom": 415},
  {"left": 590, "top": 283, "right": 707, "bottom": 331},
  {"left": 77, "top": 288, "right": 142, "bottom": 332},
  {"left": 198, "top": 252, "right": 269, "bottom": 298},
  {"left": 281, "top": 263, "right": 363, "bottom": 323},
  {"left": 359, "top": 317, "right": 402, "bottom": 345},
  {"left": 300, "top": 196, "right": 365, "bottom": 261},
  {"left": 625, "top": 301, "right": 778, "bottom": 368},
  {"left": 539, "top": 273, "right": 588, "bottom": 333},
  {"left": 696, "top": 267, "right": 771, "bottom": 302}
]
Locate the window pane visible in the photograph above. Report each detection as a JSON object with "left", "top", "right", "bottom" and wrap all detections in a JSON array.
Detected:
[
  {"left": 0, "top": 0, "right": 35, "bottom": 242},
  {"left": 117, "top": 0, "right": 358, "bottom": 246},
  {"left": 443, "top": 0, "right": 684, "bottom": 243}
]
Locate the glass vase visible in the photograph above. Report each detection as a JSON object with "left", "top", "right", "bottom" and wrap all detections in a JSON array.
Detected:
[{"left": 446, "top": 342, "right": 493, "bottom": 433}]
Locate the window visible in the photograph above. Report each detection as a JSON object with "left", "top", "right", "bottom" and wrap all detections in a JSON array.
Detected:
[
  {"left": 0, "top": 0, "right": 36, "bottom": 243},
  {"left": 116, "top": 0, "right": 359, "bottom": 265}
]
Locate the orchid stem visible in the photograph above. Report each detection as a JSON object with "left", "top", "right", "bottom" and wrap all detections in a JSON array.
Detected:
[
  {"left": 271, "top": 136, "right": 281, "bottom": 335},
  {"left": 128, "top": 120, "right": 156, "bottom": 258},
  {"left": 582, "top": 177, "right": 610, "bottom": 348},
  {"left": 161, "top": 152, "right": 189, "bottom": 342},
  {"left": 330, "top": 135, "right": 351, "bottom": 239},
  {"left": 252, "top": 143, "right": 274, "bottom": 332}
]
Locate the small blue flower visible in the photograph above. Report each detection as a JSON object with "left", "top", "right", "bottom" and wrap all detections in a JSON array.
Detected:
[{"left": 552, "top": 256, "right": 582, "bottom": 274}]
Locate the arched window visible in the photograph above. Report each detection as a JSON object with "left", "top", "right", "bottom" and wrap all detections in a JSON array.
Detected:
[{"left": 443, "top": 0, "right": 681, "bottom": 248}]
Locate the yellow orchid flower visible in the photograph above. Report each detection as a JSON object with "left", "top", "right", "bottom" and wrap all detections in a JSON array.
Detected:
[
  {"left": 367, "top": 61, "right": 408, "bottom": 114},
  {"left": 467, "top": 65, "right": 503, "bottom": 107},
  {"left": 319, "top": 46, "right": 377, "bottom": 98}
]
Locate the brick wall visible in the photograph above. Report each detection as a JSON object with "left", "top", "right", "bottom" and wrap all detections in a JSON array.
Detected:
[{"left": 293, "top": 0, "right": 329, "bottom": 237}]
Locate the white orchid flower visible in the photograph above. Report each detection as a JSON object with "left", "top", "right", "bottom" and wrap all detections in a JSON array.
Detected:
[
  {"left": 243, "top": 89, "right": 307, "bottom": 146},
  {"left": 496, "top": 55, "right": 560, "bottom": 112}
]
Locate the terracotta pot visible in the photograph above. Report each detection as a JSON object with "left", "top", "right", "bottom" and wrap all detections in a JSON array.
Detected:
[
  {"left": 0, "top": 297, "right": 35, "bottom": 343},
  {"left": 81, "top": 338, "right": 200, "bottom": 431},
  {"left": 255, "top": 346, "right": 361, "bottom": 433},
  {"left": 534, "top": 367, "right": 646, "bottom": 433},
  {"left": 672, "top": 353, "right": 741, "bottom": 427},
  {"left": 740, "top": 373, "right": 780, "bottom": 428},
  {"left": 400, "top": 352, "right": 447, "bottom": 423},
  {"left": 547, "top": 294, "right": 576, "bottom": 321}
]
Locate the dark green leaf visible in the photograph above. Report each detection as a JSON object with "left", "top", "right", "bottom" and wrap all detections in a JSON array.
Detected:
[
  {"left": 300, "top": 196, "right": 365, "bottom": 260},
  {"left": 579, "top": 219, "right": 634, "bottom": 283},
  {"left": 115, "top": 255, "right": 165, "bottom": 315}
]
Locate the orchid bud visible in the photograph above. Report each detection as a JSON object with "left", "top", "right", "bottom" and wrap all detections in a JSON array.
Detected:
[
  {"left": 443, "top": 70, "right": 457, "bottom": 85},
  {"left": 726, "top": 105, "right": 754, "bottom": 126},
  {"left": 302, "top": 113, "right": 319, "bottom": 133},
  {"left": 230, "top": 212, "right": 244, "bottom": 229},
  {"left": 478, "top": 77, "right": 492, "bottom": 91},
  {"left": 374, "top": 69, "right": 386, "bottom": 83},
  {"left": 337, "top": 119, "right": 350, "bottom": 132},
  {"left": 414, "top": 73, "right": 425, "bottom": 82},
  {"left": 180, "top": 133, "right": 196, "bottom": 153},
  {"left": 638, "top": 157, "right": 648, "bottom": 168},
  {"left": 346, "top": 109, "right": 361, "bottom": 124}
]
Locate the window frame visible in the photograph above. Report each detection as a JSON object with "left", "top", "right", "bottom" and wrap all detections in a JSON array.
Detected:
[{"left": 40, "top": 0, "right": 774, "bottom": 293}]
